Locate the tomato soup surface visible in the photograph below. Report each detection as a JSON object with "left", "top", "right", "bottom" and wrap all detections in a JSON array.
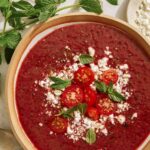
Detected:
[{"left": 16, "top": 23, "right": 150, "bottom": 150}]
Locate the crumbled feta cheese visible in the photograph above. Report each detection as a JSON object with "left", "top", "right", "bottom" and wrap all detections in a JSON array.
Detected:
[
  {"left": 90, "top": 63, "right": 99, "bottom": 72},
  {"left": 109, "top": 114, "right": 115, "bottom": 125},
  {"left": 131, "top": 112, "right": 138, "bottom": 120},
  {"left": 135, "top": 0, "right": 150, "bottom": 41},
  {"left": 39, "top": 123, "right": 43, "bottom": 127},
  {"left": 88, "top": 47, "right": 95, "bottom": 57},
  {"left": 119, "top": 64, "right": 129, "bottom": 70},
  {"left": 73, "top": 55, "right": 79, "bottom": 62},
  {"left": 53, "top": 90, "right": 62, "bottom": 96},
  {"left": 45, "top": 92, "right": 58, "bottom": 105},
  {"left": 116, "top": 115, "right": 126, "bottom": 124},
  {"left": 117, "top": 102, "right": 130, "bottom": 113},
  {"left": 101, "top": 128, "right": 108, "bottom": 136},
  {"left": 98, "top": 57, "right": 110, "bottom": 71},
  {"left": 39, "top": 78, "right": 52, "bottom": 88}
]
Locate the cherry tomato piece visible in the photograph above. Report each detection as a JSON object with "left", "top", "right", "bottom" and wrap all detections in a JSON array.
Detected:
[
  {"left": 100, "top": 69, "right": 118, "bottom": 85},
  {"left": 50, "top": 117, "right": 68, "bottom": 133},
  {"left": 61, "top": 85, "right": 83, "bottom": 107},
  {"left": 87, "top": 107, "right": 99, "bottom": 120},
  {"left": 74, "top": 67, "right": 94, "bottom": 85},
  {"left": 96, "top": 98, "right": 116, "bottom": 115},
  {"left": 84, "top": 87, "right": 97, "bottom": 106}
]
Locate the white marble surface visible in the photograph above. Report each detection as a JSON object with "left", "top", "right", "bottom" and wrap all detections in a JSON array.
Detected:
[{"left": 0, "top": 0, "right": 129, "bottom": 149}]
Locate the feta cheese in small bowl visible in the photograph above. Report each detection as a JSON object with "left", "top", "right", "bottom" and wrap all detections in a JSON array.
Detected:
[{"left": 127, "top": 0, "right": 150, "bottom": 41}]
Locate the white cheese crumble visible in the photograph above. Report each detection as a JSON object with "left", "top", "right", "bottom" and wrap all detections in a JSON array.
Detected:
[
  {"left": 38, "top": 123, "right": 43, "bottom": 127},
  {"left": 88, "top": 47, "right": 95, "bottom": 57},
  {"left": 117, "top": 102, "right": 130, "bottom": 113},
  {"left": 131, "top": 112, "right": 138, "bottom": 120},
  {"left": 135, "top": 0, "right": 150, "bottom": 41},
  {"left": 116, "top": 115, "right": 126, "bottom": 124},
  {"left": 98, "top": 57, "right": 110, "bottom": 71}
]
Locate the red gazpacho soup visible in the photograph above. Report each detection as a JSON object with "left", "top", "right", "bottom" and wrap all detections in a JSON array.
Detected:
[{"left": 16, "top": 23, "right": 150, "bottom": 150}]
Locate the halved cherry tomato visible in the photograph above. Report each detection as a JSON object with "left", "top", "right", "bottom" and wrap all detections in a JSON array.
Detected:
[
  {"left": 84, "top": 87, "right": 97, "bottom": 106},
  {"left": 61, "top": 85, "right": 83, "bottom": 107},
  {"left": 50, "top": 117, "right": 68, "bottom": 133},
  {"left": 87, "top": 107, "right": 99, "bottom": 120},
  {"left": 96, "top": 98, "right": 116, "bottom": 115},
  {"left": 74, "top": 67, "right": 94, "bottom": 85},
  {"left": 100, "top": 69, "right": 118, "bottom": 85}
]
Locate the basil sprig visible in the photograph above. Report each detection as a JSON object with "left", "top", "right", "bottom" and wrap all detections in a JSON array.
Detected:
[
  {"left": 79, "top": 54, "right": 94, "bottom": 64},
  {"left": 50, "top": 77, "right": 71, "bottom": 90},
  {"left": 59, "top": 103, "right": 87, "bottom": 118},
  {"left": 95, "top": 81, "right": 125, "bottom": 102},
  {"left": 85, "top": 128, "right": 96, "bottom": 145},
  {"left": 0, "top": 0, "right": 103, "bottom": 64}
]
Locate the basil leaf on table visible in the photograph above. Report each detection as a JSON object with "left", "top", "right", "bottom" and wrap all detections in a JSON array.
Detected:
[
  {"left": 79, "top": 54, "right": 94, "bottom": 65},
  {"left": 107, "top": 0, "right": 118, "bottom": 5},
  {"left": 79, "top": 0, "right": 103, "bottom": 14},
  {"left": 50, "top": 77, "right": 71, "bottom": 90},
  {"left": 0, "top": 30, "right": 21, "bottom": 49},
  {"left": 0, "top": 0, "right": 9, "bottom": 8},
  {"left": 85, "top": 128, "right": 96, "bottom": 145},
  {"left": 12, "top": 0, "right": 33, "bottom": 10}
]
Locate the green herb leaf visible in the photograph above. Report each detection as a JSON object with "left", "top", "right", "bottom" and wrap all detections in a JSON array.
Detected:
[
  {"left": 95, "top": 81, "right": 125, "bottom": 102},
  {"left": 79, "top": 0, "right": 103, "bottom": 14},
  {"left": 95, "top": 81, "right": 107, "bottom": 93},
  {"left": 12, "top": 0, "right": 33, "bottom": 10},
  {"left": 50, "top": 77, "right": 71, "bottom": 90},
  {"left": 108, "top": 90, "right": 125, "bottom": 102},
  {"left": 4, "top": 47, "right": 14, "bottom": 64},
  {"left": 39, "top": 11, "right": 50, "bottom": 22},
  {"left": 0, "top": 0, "right": 9, "bottom": 8},
  {"left": 0, "top": 30, "right": 21, "bottom": 49},
  {"left": 79, "top": 54, "right": 94, "bottom": 64},
  {"left": 85, "top": 128, "right": 96, "bottom": 145},
  {"left": 77, "top": 103, "right": 87, "bottom": 115},
  {"left": 59, "top": 103, "right": 87, "bottom": 118},
  {"left": 107, "top": 0, "right": 118, "bottom": 5}
]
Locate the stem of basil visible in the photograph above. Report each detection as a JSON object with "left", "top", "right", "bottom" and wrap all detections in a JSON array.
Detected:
[{"left": 56, "top": 4, "right": 81, "bottom": 12}]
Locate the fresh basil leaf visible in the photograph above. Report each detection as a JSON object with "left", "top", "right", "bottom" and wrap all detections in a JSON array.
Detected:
[
  {"left": 12, "top": 0, "right": 33, "bottom": 10},
  {"left": 0, "top": 34, "right": 6, "bottom": 48},
  {"left": 0, "top": 0, "right": 9, "bottom": 8},
  {"left": 0, "top": 53, "right": 2, "bottom": 64},
  {"left": 107, "top": 82, "right": 113, "bottom": 94},
  {"left": 79, "top": 0, "right": 103, "bottom": 14},
  {"left": 85, "top": 128, "right": 96, "bottom": 145},
  {"left": 0, "top": 30, "right": 21, "bottom": 49},
  {"left": 95, "top": 81, "right": 107, "bottom": 93},
  {"left": 108, "top": 91, "right": 125, "bottom": 102},
  {"left": 50, "top": 77, "right": 71, "bottom": 90},
  {"left": 79, "top": 54, "right": 94, "bottom": 64},
  {"left": 107, "top": 0, "right": 118, "bottom": 5},
  {"left": 5, "top": 30, "right": 21, "bottom": 49},
  {"left": 59, "top": 103, "right": 87, "bottom": 118},
  {"left": 4, "top": 47, "right": 14, "bottom": 64},
  {"left": 38, "top": 11, "right": 50, "bottom": 22},
  {"left": 78, "top": 103, "right": 87, "bottom": 115}
]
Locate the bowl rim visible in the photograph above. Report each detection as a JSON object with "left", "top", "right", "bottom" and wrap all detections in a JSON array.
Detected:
[{"left": 5, "top": 12, "right": 150, "bottom": 150}]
